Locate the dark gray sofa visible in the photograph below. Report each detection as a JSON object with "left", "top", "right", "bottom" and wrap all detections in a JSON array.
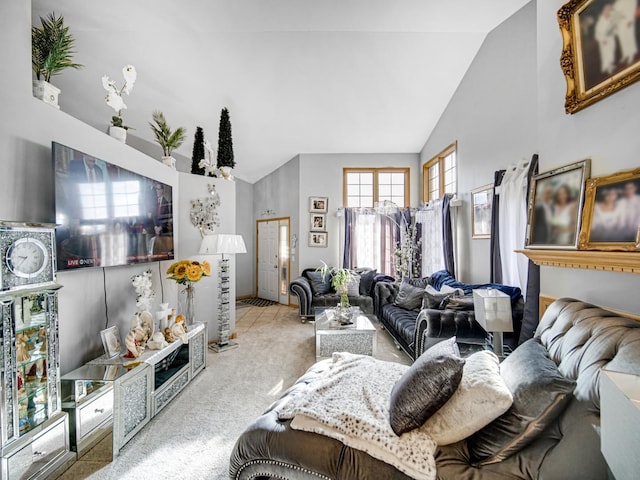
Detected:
[
  {"left": 374, "top": 271, "right": 523, "bottom": 360},
  {"left": 289, "top": 267, "right": 393, "bottom": 320},
  {"left": 229, "top": 297, "right": 640, "bottom": 479}
]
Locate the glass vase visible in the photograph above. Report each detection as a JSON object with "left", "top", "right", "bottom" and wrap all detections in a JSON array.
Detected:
[{"left": 179, "top": 283, "right": 196, "bottom": 326}]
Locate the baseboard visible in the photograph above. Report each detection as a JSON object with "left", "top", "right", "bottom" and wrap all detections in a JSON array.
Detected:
[{"left": 236, "top": 294, "right": 255, "bottom": 301}]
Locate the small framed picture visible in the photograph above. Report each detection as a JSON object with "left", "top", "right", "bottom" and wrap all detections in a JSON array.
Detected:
[
  {"left": 525, "top": 159, "right": 591, "bottom": 249},
  {"left": 471, "top": 184, "right": 493, "bottom": 239},
  {"left": 310, "top": 214, "right": 326, "bottom": 231},
  {"left": 309, "top": 196, "right": 328, "bottom": 213},
  {"left": 578, "top": 168, "right": 640, "bottom": 251},
  {"left": 309, "top": 232, "right": 328, "bottom": 248},
  {"left": 100, "top": 326, "right": 122, "bottom": 358}
]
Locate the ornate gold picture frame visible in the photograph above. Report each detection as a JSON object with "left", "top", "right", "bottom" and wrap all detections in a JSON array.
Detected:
[
  {"left": 579, "top": 167, "right": 640, "bottom": 251},
  {"left": 558, "top": 0, "right": 640, "bottom": 114}
]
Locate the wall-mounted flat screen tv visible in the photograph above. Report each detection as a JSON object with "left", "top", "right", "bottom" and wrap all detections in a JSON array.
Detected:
[{"left": 52, "top": 142, "right": 175, "bottom": 271}]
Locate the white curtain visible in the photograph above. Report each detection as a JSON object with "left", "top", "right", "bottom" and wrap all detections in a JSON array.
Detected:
[
  {"left": 416, "top": 200, "right": 444, "bottom": 276},
  {"left": 343, "top": 208, "right": 395, "bottom": 276}
]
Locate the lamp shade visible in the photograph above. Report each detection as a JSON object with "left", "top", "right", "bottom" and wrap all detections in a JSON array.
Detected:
[
  {"left": 199, "top": 234, "right": 247, "bottom": 255},
  {"left": 472, "top": 289, "right": 513, "bottom": 333}
]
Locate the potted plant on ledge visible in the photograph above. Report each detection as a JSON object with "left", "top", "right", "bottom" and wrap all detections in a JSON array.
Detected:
[
  {"left": 149, "top": 111, "right": 187, "bottom": 169},
  {"left": 31, "top": 12, "right": 83, "bottom": 108},
  {"left": 102, "top": 65, "right": 137, "bottom": 143},
  {"left": 216, "top": 107, "right": 235, "bottom": 179}
]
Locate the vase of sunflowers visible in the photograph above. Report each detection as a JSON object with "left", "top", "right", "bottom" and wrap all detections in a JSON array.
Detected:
[{"left": 166, "top": 259, "right": 211, "bottom": 325}]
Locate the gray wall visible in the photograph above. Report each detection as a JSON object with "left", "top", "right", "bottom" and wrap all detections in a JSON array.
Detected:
[
  {"left": 236, "top": 178, "right": 255, "bottom": 297},
  {"left": 0, "top": 1, "right": 236, "bottom": 373},
  {"left": 421, "top": 0, "right": 640, "bottom": 314},
  {"left": 420, "top": 1, "right": 538, "bottom": 284}
]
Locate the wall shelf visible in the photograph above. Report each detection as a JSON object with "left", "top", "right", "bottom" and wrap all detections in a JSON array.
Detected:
[{"left": 516, "top": 249, "right": 640, "bottom": 274}]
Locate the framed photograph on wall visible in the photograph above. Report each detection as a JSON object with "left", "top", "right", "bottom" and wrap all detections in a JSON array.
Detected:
[
  {"left": 471, "top": 184, "right": 493, "bottom": 239},
  {"left": 100, "top": 325, "right": 122, "bottom": 358},
  {"left": 578, "top": 168, "right": 640, "bottom": 250},
  {"left": 525, "top": 159, "right": 591, "bottom": 249},
  {"left": 309, "top": 196, "right": 328, "bottom": 213},
  {"left": 310, "top": 214, "right": 326, "bottom": 231},
  {"left": 558, "top": 0, "right": 640, "bottom": 114},
  {"left": 308, "top": 232, "right": 328, "bottom": 247}
]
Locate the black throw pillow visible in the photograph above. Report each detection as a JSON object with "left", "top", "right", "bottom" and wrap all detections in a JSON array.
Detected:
[
  {"left": 468, "top": 338, "right": 576, "bottom": 465},
  {"left": 422, "top": 291, "right": 452, "bottom": 310},
  {"left": 389, "top": 337, "right": 465, "bottom": 435},
  {"left": 356, "top": 268, "right": 377, "bottom": 296},
  {"left": 306, "top": 271, "right": 332, "bottom": 296},
  {"left": 393, "top": 280, "right": 425, "bottom": 312}
]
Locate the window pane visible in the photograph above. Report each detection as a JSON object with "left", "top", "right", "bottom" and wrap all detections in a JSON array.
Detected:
[
  {"left": 392, "top": 184, "right": 404, "bottom": 196},
  {"left": 361, "top": 184, "right": 373, "bottom": 196},
  {"left": 347, "top": 196, "right": 361, "bottom": 208},
  {"left": 378, "top": 172, "right": 391, "bottom": 184},
  {"left": 391, "top": 195, "right": 405, "bottom": 207},
  {"left": 347, "top": 173, "right": 360, "bottom": 184},
  {"left": 347, "top": 185, "right": 360, "bottom": 196},
  {"left": 391, "top": 172, "right": 405, "bottom": 183},
  {"left": 360, "top": 172, "right": 374, "bottom": 185},
  {"left": 361, "top": 196, "right": 374, "bottom": 208},
  {"left": 379, "top": 184, "right": 391, "bottom": 197}
]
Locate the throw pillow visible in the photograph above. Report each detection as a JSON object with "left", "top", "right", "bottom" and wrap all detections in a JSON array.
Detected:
[
  {"left": 393, "top": 280, "right": 425, "bottom": 311},
  {"left": 346, "top": 273, "right": 361, "bottom": 296},
  {"left": 422, "top": 290, "right": 452, "bottom": 310},
  {"left": 446, "top": 295, "right": 475, "bottom": 311},
  {"left": 389, "top": 337, "right": 465, "bottom": 435},
  {"left": 356, "top": 268, "right": 377, "bottom": 296},
  {"left": 420, "top": 351, "right": 513, "bottom": 445},
  {"left": 306, "top": 271, "right": 332, "bottom": 296},
  {"left": 468, "top": 338, "right": 577, "bottom": 465}
]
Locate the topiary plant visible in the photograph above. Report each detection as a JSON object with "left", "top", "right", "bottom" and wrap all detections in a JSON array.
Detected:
[
  {"left": 32, "top": 12, "right": 83, "bottom": 82},
  {"left": 191, "top": 126, "right": 206, "bottom": 175},
  {"left": 149, "top": 111, "right": 187, "bottom": 157},
  {"left": 216, "top": 107, "right": 235, "bottom": 169}
]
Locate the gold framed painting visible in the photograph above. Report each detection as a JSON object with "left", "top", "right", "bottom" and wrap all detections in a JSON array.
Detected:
[
  {"left": 558, "top": 0, "right": 640, "bottom": 114},
  {"left": 579, "top": 167, "right": 640, "bottom": 250}
]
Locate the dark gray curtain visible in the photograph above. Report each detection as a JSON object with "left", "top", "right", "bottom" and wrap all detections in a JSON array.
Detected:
[
  {"left": 342, "top": 208, "right": 353, "bottom": 268},
  {"left": 490, "top": 170, "right": 506, "bottom": 284},
  {"left": 442, "top": 194, "right": 455, "bottom": 277}
]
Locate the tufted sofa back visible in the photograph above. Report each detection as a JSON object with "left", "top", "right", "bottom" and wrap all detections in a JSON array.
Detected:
[{"left": 534, "top": 297, "right": 640, "bottom": 412}]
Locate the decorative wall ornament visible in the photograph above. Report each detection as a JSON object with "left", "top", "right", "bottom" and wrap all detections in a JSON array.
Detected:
[
  {"left": 190, "top": 184, "right": 221, "bottom": 236},
  {"left": 558, "top": 0, "right": 640, "bottom": 114}
]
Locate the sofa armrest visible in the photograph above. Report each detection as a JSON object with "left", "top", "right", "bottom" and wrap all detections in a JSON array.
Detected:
[
  {"left": 373, "top": 281, "right": 399, "bottom": 315},
  {"left": 289, "top": 276, "right": 314, "bottom": 318},
  {"left": 415, "top": 309, "right": 488, "bottom": 357}
]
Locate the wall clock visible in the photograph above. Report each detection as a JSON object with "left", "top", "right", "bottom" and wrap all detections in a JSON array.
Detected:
[{"left": 0, "top": 221, "right": 57, "bottom": 292}]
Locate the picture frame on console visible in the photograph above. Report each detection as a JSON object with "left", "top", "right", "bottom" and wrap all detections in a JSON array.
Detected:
[
  {"left": 471, "top": 184, "right": 493, "bottom": 239},
  {"left": 309, "top": 196, "right": 328, "bottom": 213},
  {"left": 100, "top": 325, "right": 122, "bottom": 358},
  {"left": 309, "top": 232, "right": 328, "bottom": 247},
  {"left": 525, "top": 159, "right": 591, "bottom": 249},
  {"left": 310, "top": 214, "right": 326, "bottom": 231},
  {"left": 578, "top": 168, "right": 640, "bottom": 251},
  {"left": 558, "top": 0, "right": 640, "bottom": 114}
]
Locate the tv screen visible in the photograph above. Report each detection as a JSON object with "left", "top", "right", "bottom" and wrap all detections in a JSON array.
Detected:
[{"left": 52, "top": 142, "right": 175, "bottom": 271}]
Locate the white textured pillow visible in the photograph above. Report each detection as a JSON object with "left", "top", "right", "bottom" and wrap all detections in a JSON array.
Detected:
[
  {"left": 419, "top": 350, "right": 513, "bottom": 445},
  {"left": 346, "top": 273, "right": 361, "bottom": 296}
]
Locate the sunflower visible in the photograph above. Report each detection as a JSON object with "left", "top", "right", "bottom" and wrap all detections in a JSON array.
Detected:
[
  {"left": 201, "top": 261, "right": 211, "bottom": 276},
  {"left": 173, "top": 264, "right": 188, "bottom": 280},
  {"left": 186, "top": 264, "right": 202, "bottom": 282},
  {"left": 166, "top": 259, "right": 190, "bottom": 275}
]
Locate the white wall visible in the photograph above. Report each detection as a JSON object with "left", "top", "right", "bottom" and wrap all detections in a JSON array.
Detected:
[
  {"left": 535, "top": 0, "right": 640, "bottom": 312},
  {"left": 420, "top": 1, "right": 538, "bottom": 284},
  {"left": 298, "top": 153, "right": 420, "bottom": 271},
  {"left": 236, "top": 178, "right": 255, "bottom": 297},
  {"left": 0, "top": 1, "right": 236, "bottom": 372}
]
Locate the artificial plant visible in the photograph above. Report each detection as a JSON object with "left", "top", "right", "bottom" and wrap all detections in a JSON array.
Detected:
[
  {"left": 149, "top": 111, "right": 187, "bottom": 157},
  {"left": 32, "top": 12, "right": 83, "bottom": 82},
  {"left": 216, "top": 107, "right": 235, "bottom": 169},
  {"left": 191, "top": 126, "right": 206, "bottom": 175},
  {"left": 318, "top": 261, "right": 352, "bottom": 309}
]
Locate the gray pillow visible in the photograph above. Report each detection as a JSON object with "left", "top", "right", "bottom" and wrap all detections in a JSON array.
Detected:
[
  {"left": 422, "top": 291, "right": 451, "bottom": 310},
  {"left": 393, "top": 280, "right": 425, "bottom": 311},
  {"left": 389, "top": 337, "right": 465, "bottom": 435},
  {"left": 356, "top": 268, "right": 377, "bottom": 296},
  {"left": 468, "top": 338, "right": 576, "bottom": 465},
  {"left": 306, "top": 271, "right": 332, "bottom": 296}
]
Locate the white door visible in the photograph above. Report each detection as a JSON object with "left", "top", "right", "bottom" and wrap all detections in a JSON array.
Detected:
[{"left": 257, "top": 220, "right": 279, "bottom": 302}]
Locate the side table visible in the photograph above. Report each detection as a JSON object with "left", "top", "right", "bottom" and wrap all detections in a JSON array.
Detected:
[{"left": 315, "top": 308, "right": 377, "bottom": 360}]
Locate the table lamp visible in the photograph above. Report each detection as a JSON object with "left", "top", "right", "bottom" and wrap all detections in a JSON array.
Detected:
[
  {"left": 472, "top": 288, "right": 513, "bottom": 359},
  {"left": 199, "top": 234, "right": 247, "bottom": 352}
]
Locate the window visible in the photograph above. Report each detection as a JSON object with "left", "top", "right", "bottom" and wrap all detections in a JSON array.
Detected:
[
  {"left": 422, "top": 143, "right": 457, "bottom": 202},
  {"left": 343, "top": 168, "right": 410, "bottom": 208}
]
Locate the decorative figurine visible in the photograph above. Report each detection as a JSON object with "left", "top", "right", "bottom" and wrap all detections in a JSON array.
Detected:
[
  {"left": 146, "top": 331, "right": 168, "bottom": 350},
  {"left": 163, "top": 327, "right": 176, "bottom": 343},
  {"left": 16, "top": 332, "right": 31, "bottom": 363},
  {"left": 124, "top": 325, "right": 146, "bottom": 358}
]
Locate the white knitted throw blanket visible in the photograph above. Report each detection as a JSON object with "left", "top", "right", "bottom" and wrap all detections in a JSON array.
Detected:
[{"left": 279, "top": 352, "right": 437, "bottom": 480}]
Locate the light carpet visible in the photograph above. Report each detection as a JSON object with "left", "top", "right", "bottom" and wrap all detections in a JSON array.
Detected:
[{"left": 56, "top": 304, "right": 411, "bottom": 480}]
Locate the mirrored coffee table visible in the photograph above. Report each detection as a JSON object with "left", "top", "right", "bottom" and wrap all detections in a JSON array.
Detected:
[{"left": 314, "top": 307, "right": 377, "bottom": 360}]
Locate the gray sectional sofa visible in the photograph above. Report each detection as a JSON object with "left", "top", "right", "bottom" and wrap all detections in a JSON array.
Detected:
[{"left": 230, "top": 297, "right": 640, "bottom": 479}]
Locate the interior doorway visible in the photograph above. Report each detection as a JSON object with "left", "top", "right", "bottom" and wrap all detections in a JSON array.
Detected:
[{"left": 256, "top": 217, "right": 290, "bottom": 304}]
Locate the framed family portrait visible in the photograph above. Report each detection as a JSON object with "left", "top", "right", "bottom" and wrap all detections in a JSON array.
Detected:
[
  {"left": 471, "top": 184, "right": 493, "bottom": 239},
  {"left": 100, "top": 325, "right": 122, "bottom": 358},
  {"left": 310, "top": 214, "right": 326, "bottom": 231},
  {"left": 579, "top": 168, "right": 640, "bottom": 250},
  {"left": 525, "top": 159, "right": 591, "bottom": 249},
  {"left": 308, "top": 232, "right": 328, "bottom": 247},
  {"left": 309, "top": 196, "right": 328, "bottom": 213},
  {"left": 558, "top": 0, "right": 640, "bottom": 114}
]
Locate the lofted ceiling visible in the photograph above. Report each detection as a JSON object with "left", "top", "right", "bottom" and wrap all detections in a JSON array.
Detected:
[{"left": 32, "top": 0, "right": 530, "bottom": 183}]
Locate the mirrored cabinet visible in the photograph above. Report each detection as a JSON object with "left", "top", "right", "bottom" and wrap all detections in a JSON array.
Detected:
[{"left": 0, "top": 285, "right": 74, "bottom": 479}]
